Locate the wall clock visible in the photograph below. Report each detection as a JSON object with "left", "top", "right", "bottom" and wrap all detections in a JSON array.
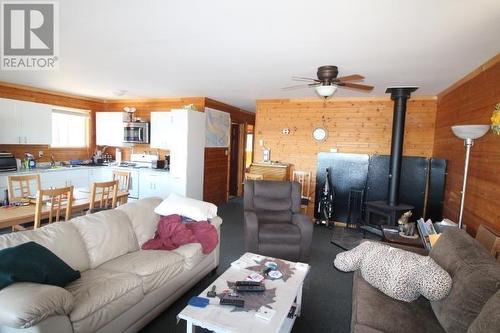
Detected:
[{"left": 312, "top": 127, "right": 328, "bottom": 142}]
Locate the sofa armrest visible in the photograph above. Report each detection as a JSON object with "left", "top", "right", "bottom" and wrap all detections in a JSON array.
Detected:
[
  {"left": 360, "top": 239, "right": 429, "bottom": 256},
  {"left": 0, "top": 283, "right": 74, "bottom": 329},
  {"left": 244, "top": 211, "right": 259, "bottom": 253},
  {"left": 292, "top": 213, "right": 313, "bottom": 262},
  {"left": 209, "top": 216, "right": 223, "bottom": 231}
]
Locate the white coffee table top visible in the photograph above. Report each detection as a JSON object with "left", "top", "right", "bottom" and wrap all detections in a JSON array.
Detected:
[{"left": 177, "top": 253, "right": 310, "bottom": 333}]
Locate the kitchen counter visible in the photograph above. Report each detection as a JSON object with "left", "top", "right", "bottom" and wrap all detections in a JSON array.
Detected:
[
  {"left": 0, "top": 165, "right": 171, "bottom": 176},
  {"left": 0, "top": 164, "right": 177, "bottom": 202}
]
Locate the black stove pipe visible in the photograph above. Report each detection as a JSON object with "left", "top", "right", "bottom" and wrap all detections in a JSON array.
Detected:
[{"left": 385, "top": 87, "right": 418, "bottom": 206}]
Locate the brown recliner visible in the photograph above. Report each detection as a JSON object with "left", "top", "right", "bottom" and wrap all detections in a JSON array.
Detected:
[{"left": 244, "top": 180, "right": 313, "bottom": 262}]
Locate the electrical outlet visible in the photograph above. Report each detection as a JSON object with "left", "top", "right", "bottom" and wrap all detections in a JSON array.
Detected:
[
  {"left": 330, "top": 148, "right": 338, "bottom": 153},
  {"left": 38, "top": 151, "right": 44, "bottom": 158}
]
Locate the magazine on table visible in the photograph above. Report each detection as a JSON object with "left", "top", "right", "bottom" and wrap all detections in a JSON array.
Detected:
[{"left": 417, "top": 218, "right": 458, "bottom": 250}]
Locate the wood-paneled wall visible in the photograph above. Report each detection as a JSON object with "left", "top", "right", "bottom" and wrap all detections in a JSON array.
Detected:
[
  {"left": 0, "top": 81, "right": 104, "bottom": 161},
  {"left": 204, "top": 147, "right": 230, "bottom": 204},
  {"left": 255, "top": 97, "right": 437, "bottom": 215},
  {"left": 433, "top": 54, "right": 500, "bottom": 235}
]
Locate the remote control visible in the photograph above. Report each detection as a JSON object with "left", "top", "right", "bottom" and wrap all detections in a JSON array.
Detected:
[
  {"left": 220, "top": 296, "right": 245, "bottom": 307},
  {"left": 207, "top": 285, "right": 216, "bottom": 298},
  {"left": 235, "top": 281, "right": 262, "bottom": 287},
  {"left": 287, "top": 305, "right": 297, "bottom": 318},
  {"left": 235, "top": 285, "right": 266, "bottom": 292}
]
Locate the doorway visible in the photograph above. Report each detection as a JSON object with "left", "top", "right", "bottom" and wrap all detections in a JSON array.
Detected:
[{"left": 229, "top": 123, "right": 241, "bottom": 196}]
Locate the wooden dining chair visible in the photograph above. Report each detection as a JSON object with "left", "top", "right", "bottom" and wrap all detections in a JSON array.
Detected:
[
  {"left": 7, "top": 174, "right": 41, "bottom": 202},
  {"left": 245, "top": 172, "right": 264, "bottom": 180},
  {"left": 112, "top": 170, "right": 131, "bottom": 192},
  {"left": 34, "top": 186, "right": 74, "bottom": 229},
  {"left": 88, "top": 180, "right": 118, "bottom": 214},
  {"left": 292, "top": 170, "right": 312, "bottom": 214}
]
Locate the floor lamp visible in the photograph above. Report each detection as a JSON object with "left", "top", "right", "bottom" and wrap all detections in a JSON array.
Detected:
[{"left": 451, "top": 125, "right": 490, "bottom": 229}]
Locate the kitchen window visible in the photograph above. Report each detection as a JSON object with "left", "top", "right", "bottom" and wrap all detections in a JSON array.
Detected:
[{"left": 51, "top": 109, "right": 89, "bottom": 148}]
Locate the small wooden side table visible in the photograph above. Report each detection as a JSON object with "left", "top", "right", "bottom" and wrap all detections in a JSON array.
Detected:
[{"left": 381, "top": 226, "right": 424, "bottom": 248}]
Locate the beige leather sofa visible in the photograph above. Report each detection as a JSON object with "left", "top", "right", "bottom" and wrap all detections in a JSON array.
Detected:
[{"left": 0, "top": 197, "right": 222, "bottom": 333}]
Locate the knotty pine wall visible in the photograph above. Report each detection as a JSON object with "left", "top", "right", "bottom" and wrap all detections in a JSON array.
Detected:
[
  {"left": 255, "top": 97, "right": 437, "bottom": 215},
  {"left": 433, "top": 54, "right": 500, "bottom": 235}
]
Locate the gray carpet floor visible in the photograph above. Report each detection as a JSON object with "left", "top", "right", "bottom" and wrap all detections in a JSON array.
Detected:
[{"left": 140, "top": 198, "right": 353, "bottom": 333}]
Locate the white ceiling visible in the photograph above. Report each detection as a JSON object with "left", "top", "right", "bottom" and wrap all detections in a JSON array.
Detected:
[{"left": 1, "top": 0, "right": 499, "bottom": 111}]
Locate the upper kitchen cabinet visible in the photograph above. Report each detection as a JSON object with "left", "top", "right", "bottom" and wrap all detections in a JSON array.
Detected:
[
  {"left": 95, "top": 112, "right": 123, "bottom": 146},
  {"left": 150, "top": 111, "right": 173, "bottom": 149},
  {"left": 0, "top": 98, "right": 52, "bottom": 144}
]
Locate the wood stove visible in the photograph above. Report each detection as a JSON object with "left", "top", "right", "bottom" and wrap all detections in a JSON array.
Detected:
[{"left": 365, "top": 87, "right": 418, "bottom": 232}]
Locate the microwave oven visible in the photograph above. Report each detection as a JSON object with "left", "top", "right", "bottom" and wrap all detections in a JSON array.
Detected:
[{"left": 123, "top": 122, "right": 149, "bottom": 144}]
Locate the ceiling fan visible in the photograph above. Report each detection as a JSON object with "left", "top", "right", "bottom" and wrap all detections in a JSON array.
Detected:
[{"left": 284, "top": 65, "right": 374, "bottom": 99}]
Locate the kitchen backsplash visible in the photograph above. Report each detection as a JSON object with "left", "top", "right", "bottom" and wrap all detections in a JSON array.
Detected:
[
  {"left": 0, "top": 144, "right": 170, "bottom": 163},
  {"left": 0, "top": 144, "right": 91, "bottom": 162}
]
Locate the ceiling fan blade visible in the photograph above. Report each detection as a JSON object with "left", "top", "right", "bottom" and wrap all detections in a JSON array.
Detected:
[
  {"left": 291, "top": 76, "right": 320, "bottom": 82},
  {"left": 334, "top": 74, "right": 365, "bottom": 82},
  {"left": 337, "top": 82, "right": 374, "bottom": 91}
]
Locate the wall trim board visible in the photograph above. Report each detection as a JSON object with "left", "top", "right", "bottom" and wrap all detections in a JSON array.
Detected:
[
  {"left": 0, "top": 81, "right": 105, "bottom": 103},
  {"left": 256, "top": 95, "right": 437, "bottom": 106},
  {"left": 438, "top": 53, "right": 500, "bottom": 99}
]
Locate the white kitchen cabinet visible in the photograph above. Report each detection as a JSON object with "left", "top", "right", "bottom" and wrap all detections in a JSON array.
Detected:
[
  {"left": 0, "top": 98, "right": 52, "bottom": 144},
  {"left": 150, "top": 112, "right": 173, "bottom": 149},
  {"left": 96, "top": 112, "right": 123, "bottom": 146},
  {"left": 88, "top": 168, "right": 104, "bottom": 185},
  {"left": 20, "top": 101, "right": 52, "bottom": 144},
  {"left": 139, "top": 171, "right": 167, "bottom": 199},
  {"left": 64, "top": 169, "right": 89, "bottom": 188}
]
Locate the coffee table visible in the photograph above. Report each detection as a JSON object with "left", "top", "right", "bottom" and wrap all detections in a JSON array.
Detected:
[{"left": 177, "top": 252, "right": 310, "bottom": 333}]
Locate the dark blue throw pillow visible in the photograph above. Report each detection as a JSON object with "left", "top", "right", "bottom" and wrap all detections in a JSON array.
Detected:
[{"left": 0, "top": 241, "right": 81, "bottom": 290}]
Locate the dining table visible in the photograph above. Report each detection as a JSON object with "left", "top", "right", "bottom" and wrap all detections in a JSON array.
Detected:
[{"left": 0, "top": 188, "right": 129, "bottom": 230}]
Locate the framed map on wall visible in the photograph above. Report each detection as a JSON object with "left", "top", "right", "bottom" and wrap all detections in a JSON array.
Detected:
[{"left": 205, "top": 107, "right": 230, "bottom": 147}]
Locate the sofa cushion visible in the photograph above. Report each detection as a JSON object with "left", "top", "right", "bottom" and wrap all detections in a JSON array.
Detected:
[
  {"left": 0, "top": 282, "right": 74, "bottom": 329},
  {"left": 71, "top": 209, "right": 139, "bottom": 269},
  {"left": 98, "top": 250, "right": 185, "bottom": 294},
  {"left": 430, "top": 228, "right": 500, "bottom": 333},
  {"left": 173, "top": 243, "right": 205, "bottom": 270},
  {"left": 259, "top": 223, "right": 301, "bottom": 244},
  {"left": 351, "top": 271, "right": 445, "bottom": 333},
  {"left": 116, "top": 197, "right": 162, "bottom": 247},
  {"left": 0, "top": 242, "right": 80, "bottom": 290},
  {"left": 66, "top": 269, "right": 143, "bottom": 333},
  {"left": 0, "top": 222, "right": 90, "bottom": 272},
  {"left": 467, "top": 288, "right": 500, "bottom": 333}
]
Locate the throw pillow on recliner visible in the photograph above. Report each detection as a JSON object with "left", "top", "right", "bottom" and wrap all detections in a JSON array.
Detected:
[{"left": 334, "top": 241, "right": 452, "bottom": 302}]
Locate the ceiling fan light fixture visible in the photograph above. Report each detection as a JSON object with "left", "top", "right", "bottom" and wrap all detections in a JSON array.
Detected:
[{"left": 315, "top": 85, "right": 337, "bottom": 98}]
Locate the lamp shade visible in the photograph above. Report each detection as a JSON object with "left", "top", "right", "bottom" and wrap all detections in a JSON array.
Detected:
[
  {"left": 315, "top": 85, "right": 337, "bottom": 98},
  {"left": 451, "top": 125, "right": 489, "bottom": 140}
]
